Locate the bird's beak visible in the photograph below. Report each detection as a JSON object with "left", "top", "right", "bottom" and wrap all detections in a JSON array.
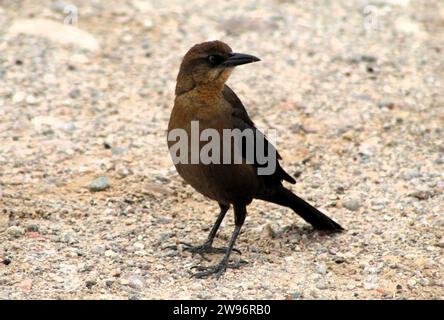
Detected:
[{"left": 222, "top": 53, "right": 261, "bottom": 67}]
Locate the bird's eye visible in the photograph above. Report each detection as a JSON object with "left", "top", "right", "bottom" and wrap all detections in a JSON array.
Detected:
[{"left": 208, "top": 55, "right": 223, "bottom": 65}]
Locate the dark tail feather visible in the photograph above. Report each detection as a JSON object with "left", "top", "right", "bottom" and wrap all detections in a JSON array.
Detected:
[{"left": 262, "top": 187, "right": 343, "bottom": 231}]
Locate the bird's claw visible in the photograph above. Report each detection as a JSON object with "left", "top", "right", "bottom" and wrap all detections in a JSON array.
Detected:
[
  {"left": 180, "top": 242, "right": 241, "bottom": 255},
  {"left": 190, "top": 259, "right": 248, "bottom": 279}
]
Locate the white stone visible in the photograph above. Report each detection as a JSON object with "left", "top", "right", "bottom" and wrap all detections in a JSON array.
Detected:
[
  {"left": 12, "top": 91, "right": 26, "bottom": 104},
  {"left": 134, "top": 242, "right": 145, "bottom": 250},
  {"left": 8, "top": 19, "right": 100, "bottom": 51}
]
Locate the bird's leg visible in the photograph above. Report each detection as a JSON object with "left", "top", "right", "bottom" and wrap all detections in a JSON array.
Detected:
[
  {"left": 182, "top": 204, "right": 241, "bottom": 256},
  {"left": 190, "top": 204, "right": 247, "bottom": 279}
]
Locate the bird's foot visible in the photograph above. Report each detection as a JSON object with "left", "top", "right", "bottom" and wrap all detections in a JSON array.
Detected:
[
  {"left": 181, "top": 241, "right": 241, "bottom": 256},
  {"left": 190, "top": 259, "right": 248, "bottom": 279}
]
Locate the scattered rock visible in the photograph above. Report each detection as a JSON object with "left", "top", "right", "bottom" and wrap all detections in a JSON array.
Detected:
[
  {"left": 128, "top": 275, "right": 145, "bottom": 290},
  {"left": 409, "top": 187, "right": 433, "bottom": 200},
  {"left": 395, "top": 16, "right": 424, "bottom": 35},
  {"left": 2, "top": 258, "right": 11, "bottom": 266},
  {"left": 142, "top": 19, "right": 154, "bottom": 30},
  {"left": 134, "top": 242, "right": 145, "bottom": 250},
  {"left": 89, "top": 176, "right": 110, "bottom": 192},
  {"left": 25, "top": 223, "right": 40, "bottom": 232},
  {"left": 132, "top": 0, "right": 154, "bottom": 12},
  {"left": 112, "top": 146, "right": 128, "bottom": 155},
  {"left": 334, "top": 256, "right": 346, "bottom": 264},
  {"left": 49, "top": 273, "right": 65, "bottom": 283},
  {"left": 363, "top": 268, "right": 378, "bottom": 290},
  {"left": 419, "top": 278, "right": 430, "bottom": 286},
  {"left": 374, "top": 0, "right": 410, "bottom": 6},
  {"left": 315, "top": 263, "right": 327, "bottom": 275},
  {"left": 359, "top": 55, "right": 377, "bottom": 63},
  {"left": 85, "top": 280, "right": 97, "bottom": 289},
  {"left": 316, "top": 280, "right": 328, "bottom": 290},
  {"left": 122, "top": 34, "right": 133, "bottom": 43},
  {"left": 8, "top": 19, "right": 100, "bottom": 51},
  {"left": 31, "top": 116, "right": 76, "bottom": 133},
  {"left": 142, "top": 183, "right": 171, "bottom": 197},
  {"left": 436, "top": 239, "right": 444, "bottom": 249},
  {"left": 61, "top": 231, "right": 78, "bottom": 244},
  {"left": 402, "top": 169, "right": 421, "bottom": 181},
  {"left": 92, "top": 245, "right": 105, "bottom": 254},
  {"left": 116, "top": 165, "right": 131, "bottom": 178},
  {"left": 105, "top": 250, "right": 118, "bottom": 258},
  {"left": 69, "top": 89, "right": 81, "bottom": 99},
  {"left": 12, "top": 91, "right": 26, "bottom": 104},
  {"left": 25, "top": 94, "right": 39, "bottom": 105},
  {"left": 378, "top": 100, "right": 395, "bottom": 109},
  {"left": 0, "top": 211, "right": 9, "bottom": 232},
  {"left": 358, "top": 137, "right": 380, "bottom": 158},
  {"left": 343, "top": 198, "right": 361, "bottom": 211},
  {"left": 286, "top": 291, "right": 301, "bottom": 300},
  {"left": 156, "top": 216, "right": 172, "bottom": 224},
  {"left": 220, "top": 17, "right": 278, "bottom": 35},
  {"left": 407, "top": 278, "right": 417, "bottom": 288},
  {"left": 19, "top": 278, "right": 33, "bottom": 293},
  {"left": 260, "top": 224, "right": 275, "bottom": 239},
  {"left": 7, "top": 226, "right": 25, "bottom": 238}
]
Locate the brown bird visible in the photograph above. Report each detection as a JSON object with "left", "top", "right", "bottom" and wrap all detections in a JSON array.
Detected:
[{"left": 167, "top": 40, "right": 343, "bottom": 278}]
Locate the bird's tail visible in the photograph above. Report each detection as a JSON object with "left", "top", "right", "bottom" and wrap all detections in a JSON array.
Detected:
[{"left": 261, "top": 187, "right": 343, "bottom": 231}]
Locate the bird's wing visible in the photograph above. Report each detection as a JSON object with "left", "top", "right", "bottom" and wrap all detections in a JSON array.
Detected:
[
  {"left": 222, "top": 85, "right": 296, "bottom": 185},
  {"left": 222, "top": 84, "right": 255, "bottom": 127}
]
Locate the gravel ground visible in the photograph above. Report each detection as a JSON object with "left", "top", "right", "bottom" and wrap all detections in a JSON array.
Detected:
[{"left": 0, "top": 0, "right": 443, "bottom": 299}]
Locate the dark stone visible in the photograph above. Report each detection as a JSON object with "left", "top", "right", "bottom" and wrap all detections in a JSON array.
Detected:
[{"left": 86, "top": 280, "right": 96, "bottom": 289}]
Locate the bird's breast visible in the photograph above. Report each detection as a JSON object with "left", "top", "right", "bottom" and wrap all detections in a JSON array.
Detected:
[
  {"left": 167, "top": 94, "right": 260, "bottom": 203},
  {"left": 168, "top": 94, "right": 231, "bottom": 132}
]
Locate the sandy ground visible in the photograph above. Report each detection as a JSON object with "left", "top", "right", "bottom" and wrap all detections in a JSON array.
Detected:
[{"left": 0, "top": 0, "right": 443, "bottom": 299}]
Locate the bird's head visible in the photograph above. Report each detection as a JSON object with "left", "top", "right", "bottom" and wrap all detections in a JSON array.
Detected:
[{"left": 175, "top": 40, "right": 260, "bottom": 95}]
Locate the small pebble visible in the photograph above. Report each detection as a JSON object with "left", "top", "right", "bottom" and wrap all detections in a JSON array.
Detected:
[
  {"left": 2, "top": 258, "right": 11, "bottom": 265},
  {"left": 419, "top": 278, "right": 430, "bottom": 286},
  {"left": 402, "top": 169, "right": 421, "bottom": 181},
  {"left": 86, "top": 280, "right": 97, "bottom": 289},
  {"left": 343, "top": 198, "right": 361, "bottom": 211},
  {"left": 315, "top": 263, "right": 327, "bottom": 275},
  {"left": 286, "top": 291, "right": 301, "bottom": 299},
  {"left": 408, "top": 278, "right": 417, "bottom": 288},
  {"left": 105, "top": 250, "right": 117, "bottom": 258},
  {"left": 128, "top": 276, "right": 144, "bottom": 290},
  {"left": 409, "top": 187, "right": 432, "bottom": 200},
  {"left": 112, "top": 146, "right": 128, "bottom": 155},
  {"left": 26, "top": 223, "right": 40, "bottom": 232},
  {"left": 143, "top": 19, "right": 154, "bottom": 30},
  {"left": 89, "top": 176, "right": 110, "bottom": 192},
  {"left": 316, "top": 280, "right": 328, "bottom": 290},
  {"left": 134, "top": 242, "right": 145, "bottom": 250},
  {"left": 61, "top": 232, "right": 78, "bottom": 244},
  {"left": 378, "top": 100, "right": 395, "bottom": 109},
  {"left": 260, "top": 224, "right": 275, "bottom": 239},
  {"left": 12, "top": 92, "right": 25, "bottom": 104},
  {"left": 69, "top": 89, "right": 81, "bottom": 99},
  {"left": 7, "top": 226, "right": 25, "bottom": 238}
]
